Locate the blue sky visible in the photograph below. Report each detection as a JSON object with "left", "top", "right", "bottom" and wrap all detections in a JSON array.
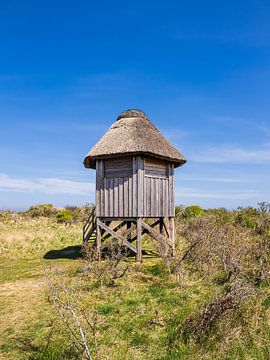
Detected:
[{"left": 0, "top": 0, "right": 270, "bottom": 210}]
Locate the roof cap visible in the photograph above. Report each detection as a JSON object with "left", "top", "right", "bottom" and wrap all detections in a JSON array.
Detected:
[{"left": 84, "top": 109, "right": 186, "bottom": 169}]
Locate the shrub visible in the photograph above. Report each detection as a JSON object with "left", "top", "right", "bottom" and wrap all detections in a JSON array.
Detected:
[
  {"left": 183, "top": 205, "right": 204, "bottom": 218},
  {"left": 56, "top": 210, "right": 73, "bottom": 224},
  {"left": 64, "top": 204, "right": 94, "bottom": 222},
  {"left": 26, "top": 204, "right": 58, "bottom": 218}
]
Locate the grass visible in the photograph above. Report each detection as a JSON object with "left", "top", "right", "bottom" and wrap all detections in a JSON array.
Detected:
[{"left": 0, "top": 216, "right": 269, "bottom": 359}]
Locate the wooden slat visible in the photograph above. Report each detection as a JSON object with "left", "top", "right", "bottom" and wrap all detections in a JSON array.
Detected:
[
  {"left": 109, "top": 178, "right": 114, "bottom": 217},
  {"left": 113, "top": 178, "right": 119, "bottom": 216},
  {"left": 105, "top": 168, "right": 133, "bottom": 178},
  {"left": 137, "top": 156, "right": 144, "bottom": 217},
  {"left": 104, "top": 156, "right": 133, "bottom": 168},
  {"left": 147, "top": 177, "right": 151, "bottom": 217},
  {"left": 145, "top": 157, "right": 167, "bottom": 168},
  {"left": 119, "top": 177, "right": 124, "bottom": 217},
  {"left": 104, "top": 157, "right": 133, "bottom": 178},
  {"left": 128, "top": 175, "right": 133, "bottom": 217},
  {"left": 165, "top": 178, "right": 168, "bottom": 216},
  {"left": 132, "top": 157, "right": 137, "bottom": 216},
  {"left": 103, "top": 178, "right": 108, "bottom": 217},
  {"left": 152, "top": 178, "right": 156, "bottom": 217},
  {"left": 150, "top": 177, "right": 154, "bottom": 216},
  {"left": 156, "top": 178, "right": 159, "bottom": 217},
  {"left": 97, "top": 219, "right": 137, "bottom": 254},
  {"left": 99, "top": 160, "right": 104, "bottom": 217},
  {"left": 168, "top": 163, "right": 174, "bottom": 216},
  {"left": 159, "top": 179, "right": 163, "bottom": 217},
  {"left": 162, "top": 178, "right": 166, "bottom": 217},
  {"left": 95, "top": 160, "right": 100, "bottom": 217},
  {"left": 123, "top": 177, "right": 129, "bottom": 217},
  {"left": 143, "top": 172, "right": 146, "bottom": 217},
  {"left": 145, "top": 168, "right": 167, "bottom": 177}
]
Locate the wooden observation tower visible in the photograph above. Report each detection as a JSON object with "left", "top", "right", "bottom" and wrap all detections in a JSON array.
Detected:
[{"left": 83, "top": 109, "right": 186, "bottom": 262}]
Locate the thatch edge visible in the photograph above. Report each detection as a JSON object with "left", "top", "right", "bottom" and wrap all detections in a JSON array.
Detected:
[{"left": 84, "top": 151, "right": 186, "bottom": 169}]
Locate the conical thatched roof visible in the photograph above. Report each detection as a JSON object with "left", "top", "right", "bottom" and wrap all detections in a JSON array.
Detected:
[{"left": 84, "top": 109, "right": 186, "bottom": 169}]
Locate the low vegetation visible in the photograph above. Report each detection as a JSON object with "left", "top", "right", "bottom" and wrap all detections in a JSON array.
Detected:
[{"left": 0, "top": 203, "right": 269, "bottom": 359}]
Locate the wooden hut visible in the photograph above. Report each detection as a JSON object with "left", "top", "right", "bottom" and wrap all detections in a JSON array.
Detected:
[{"left": 83, "top": 109, "right": 186, "bottom": 262}]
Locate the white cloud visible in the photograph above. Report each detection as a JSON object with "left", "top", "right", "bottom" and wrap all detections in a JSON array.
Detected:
[
  {"left": 189, "top": 144, "right": 270, "bottom": 163},
  {"left": 177, "top": 176, "right": 250, "bottom": 183},
  {"left": 0, "top": 173, "right": 94, "bottom": 195},
  {"left": 175, "top": 187, "right": 259, "bottom": 200}
]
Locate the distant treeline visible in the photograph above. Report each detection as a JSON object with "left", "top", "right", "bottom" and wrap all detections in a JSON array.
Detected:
[{"left": 1, "top": 202, "right": 270, "bottom": 226}]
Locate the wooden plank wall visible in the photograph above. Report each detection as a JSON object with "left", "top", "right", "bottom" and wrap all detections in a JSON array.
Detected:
[{"left": 96, "top": 156, "right": 174, "bottom": 218}]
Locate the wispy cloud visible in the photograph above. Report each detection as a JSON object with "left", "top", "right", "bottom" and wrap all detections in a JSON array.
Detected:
[
  {"left": 189, "top": 144, "right": 270, "bottom": 163},
  {"left": 178, "top": 176, "right": 251, "bottom": 183},
  {"left": 175, "top": 187, "right": 259, "bottom": 200},
  {"left": 0, "top": 173, "right": 94, "bottom": 195}
]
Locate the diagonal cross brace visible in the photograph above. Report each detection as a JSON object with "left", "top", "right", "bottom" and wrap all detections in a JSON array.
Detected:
[
  {"left": 97, "top": 219, "right": 137, "bottom": 254},
  {"left": 141, "top": 220, "right": 173, "bottom": 246}
]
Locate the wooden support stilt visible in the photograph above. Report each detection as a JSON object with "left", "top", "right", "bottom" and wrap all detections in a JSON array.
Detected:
[
  {"left": 96, "top": 221, "right": 101, "bottom": 260},
  {"left": 169, "top": 217, "right": 175, "bottom": 256},
  {"left": 136, "top": 218, "right": 142, "bottom": 263},
  {"left": 127, "top": 221, "right": 132, "bottom": 242},
  {"left": 159, "top": 217, "right": 164, "bottom": 236}
]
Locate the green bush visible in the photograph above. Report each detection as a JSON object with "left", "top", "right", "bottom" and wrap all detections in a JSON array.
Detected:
[
  {"left": 26, "top": 204, "right": 58, "bottom": 218},
  {"left": 183, "top": 205, "right": 204, "bottom": 218},
  {"left": 56, "top": 209, "right": 73, "bottom": 224}
]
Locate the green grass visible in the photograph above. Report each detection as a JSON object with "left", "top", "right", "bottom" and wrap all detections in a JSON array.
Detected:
[{"left": 0, "top": 217, "right": 269, "bottom": 360}]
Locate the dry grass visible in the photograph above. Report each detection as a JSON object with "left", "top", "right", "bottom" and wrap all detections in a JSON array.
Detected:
[
  {"left": 0, "top": 217, "right": 81, "bottom": 259},
  {"left": 0, "top": 213, "right": 269, "bottom": 359}
]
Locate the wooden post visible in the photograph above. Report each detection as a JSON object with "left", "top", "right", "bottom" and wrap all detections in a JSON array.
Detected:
[
  {"left": 160, "top": 217, "right": 167, "bottom": 255},
  {"left": 136, "top": 218, "right": 142, "bottom": 263},
  {"left": 96, "top": 220, "right": 101, "bottom": 261},
  {"left": 159, "top": 217, "right": 165, "bottom": 236},
  {"left": 127, "top": 221, "right": 131, "bottom": 242},
  {"left": 169, "top": 217, "right": 175, "bottom": 256}
]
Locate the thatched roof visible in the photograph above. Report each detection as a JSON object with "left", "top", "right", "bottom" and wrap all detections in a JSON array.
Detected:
[{"left": 84, "top": 109, "right": 186, "bottom": 169}]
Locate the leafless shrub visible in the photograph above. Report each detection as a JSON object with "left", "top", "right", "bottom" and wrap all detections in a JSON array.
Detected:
[
  {"left": 45, "top": 269, "right": 101, "bottom": 360},
  {"left": 163, "top": 213, "right": 270, "bottom": 345},
  {"left": 176, "top": 215, "right": 266, "bottom": 284},
  {"left": 182, "top": 280, "right": 254, "bottom": 342},
  {"left": 156, "top": 234, "right": 201, "bottom": 286},
  {"left": 81, "top": 241, "right": 129, "bottom": 287}
]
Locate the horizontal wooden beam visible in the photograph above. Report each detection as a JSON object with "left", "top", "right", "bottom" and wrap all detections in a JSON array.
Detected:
[
  {"left": 97, "top": 219, "right": 137, "bottom": 254},
  {"left": 98, "top": 217, "right": 138, "bottom": 222}
]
